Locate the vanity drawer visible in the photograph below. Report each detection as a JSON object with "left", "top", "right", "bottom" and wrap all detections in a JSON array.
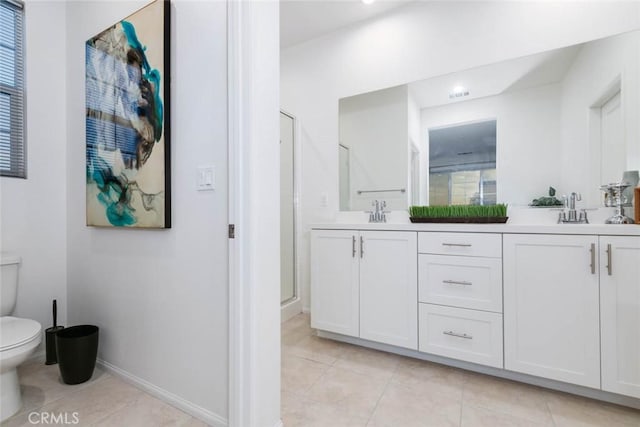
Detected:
[
  {"left": 418, "top": 232, "right": 501, "bottom": 258},
  {"left": 418, "top": 255, "right": 502, "bottom": 312},
  {"left": 419, "top": 304, "right": 503, "bottom": 368}
]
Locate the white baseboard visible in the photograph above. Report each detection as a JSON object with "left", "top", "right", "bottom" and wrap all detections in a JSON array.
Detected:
[
  {"left": 281, "top": 297, "right": 302, "bottom": 323},
  {"left": 302, "top": 306, "right": 310, "bottom": 314},
  {"left": 97, "top": 359, "right": 228, "bottom": 427}
]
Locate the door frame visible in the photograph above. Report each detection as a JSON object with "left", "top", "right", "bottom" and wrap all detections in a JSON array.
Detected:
[{"left": 227, "top": 1, "right": 282, "bottom": 426}]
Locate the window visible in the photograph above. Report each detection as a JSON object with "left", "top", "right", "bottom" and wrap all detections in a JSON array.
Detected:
[
  {"left": 0, "top": 0, "right": 25, "bottom": 178},
  {"left": 428, "top": 120, "right": 497, "bottom": 205}
]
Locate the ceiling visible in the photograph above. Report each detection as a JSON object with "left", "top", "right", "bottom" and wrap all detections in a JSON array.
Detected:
[
  {"left": 280, "top": 0, "right": 413, "bottom": 48},
  {"left": 408, "top": 44, "right": 584, "bottom": 109}
]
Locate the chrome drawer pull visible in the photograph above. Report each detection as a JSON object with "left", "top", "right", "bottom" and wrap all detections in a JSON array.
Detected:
[
  {"left": 352, "top": 236, "right": 356, "bottom": 258},
  {"left": 443, "top": 331, "right": 473, "bottom": 339},
  {"left": 606, "top": 243, "right": 612, "bottom": 276},
  {"left": 443, "top": 280, "right": 472, "bottom": 286},
  {"left": 442, "top": 243, "right": 472, "bottom": 247}
]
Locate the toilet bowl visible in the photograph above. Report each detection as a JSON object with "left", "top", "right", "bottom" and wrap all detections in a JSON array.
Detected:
[
  {"left": 1, "top": 254, "right": 43, "bottom": 422},
  {"left": 1, "top": 317, "right": 42, "bottom": 421}
]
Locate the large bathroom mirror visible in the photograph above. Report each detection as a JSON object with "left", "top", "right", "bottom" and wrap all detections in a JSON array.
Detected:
[{"left": 338, "top": 29, "right": 640, "bottom": 211}]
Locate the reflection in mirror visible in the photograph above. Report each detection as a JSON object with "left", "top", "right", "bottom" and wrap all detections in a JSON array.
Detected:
[
  {"left": 428, "top": 120, "right": 496, "bottom": 205},
  {"left": 338, "top": 29, "right": 640, "bottom": 211}
]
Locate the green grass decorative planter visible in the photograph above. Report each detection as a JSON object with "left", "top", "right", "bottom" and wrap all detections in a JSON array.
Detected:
[{"left": 409, "top": 205, "right": 508, "bottom": 223}]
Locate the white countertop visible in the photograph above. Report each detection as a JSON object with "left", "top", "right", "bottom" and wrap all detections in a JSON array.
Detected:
[
  {"left": 310, "top": 222, "right": 640, "bottom": 235},
  {"left": 311, "top": 207, "right": 640, "bottom": 236}
]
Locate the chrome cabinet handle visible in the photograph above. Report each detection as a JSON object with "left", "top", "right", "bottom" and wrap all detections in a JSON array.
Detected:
[
  {"left": 360, "top": 236, "right": 364, "bottom": 258},
  {"left": 352, "top": 236, "right": 356, "bottom": 258},
  {"left": 443, "top": 331, "right": 473, "bottom": 339},
  {"left": 590, "top": 243, "right": 596, "bottom": 275},
  {"left": 442, "top": 243, "right": 472, "bottom": 247},
  {"left": 606, "top": 243, "right": 612, "bottom": 276},
  {"left": 443, "top": 280, "right": 472, "bottom": 286}
]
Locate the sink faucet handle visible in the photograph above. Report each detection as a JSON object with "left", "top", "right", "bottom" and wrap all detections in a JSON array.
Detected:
[{"left": 575, "top": 193, "right": 582, "bottom": 202}]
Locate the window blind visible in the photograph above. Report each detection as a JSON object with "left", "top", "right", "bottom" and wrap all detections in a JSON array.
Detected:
[{"left": 0, "top": 0, "right": 25, "bottom": 178}]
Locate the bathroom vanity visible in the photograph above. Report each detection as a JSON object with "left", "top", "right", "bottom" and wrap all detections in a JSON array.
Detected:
[{"left": 310, "top": 223, "right": 640, "bottom": 407}]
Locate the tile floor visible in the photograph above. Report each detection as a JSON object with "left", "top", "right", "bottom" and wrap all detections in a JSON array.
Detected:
[
  {"left": 2, "top": 362, "right": 206, "bottom": 426},
  {"left": 281, "top": 313, "right": 640, "bottom": 427},
  {"left": 4, "top": 314, "right": 640, "bottom": 426}
]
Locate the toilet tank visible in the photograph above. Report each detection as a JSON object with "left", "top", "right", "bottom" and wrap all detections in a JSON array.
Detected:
[{"left": 1, "top": 253, "right": 21, "bottom": 316}]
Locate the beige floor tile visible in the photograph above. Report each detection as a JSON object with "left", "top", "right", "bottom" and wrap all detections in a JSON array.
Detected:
[
  {"left": 546, "top": 392, "right": 640, "bottom": 427},
  {"left": 15, "top": 361, "right": 109, "bottom": 413},
  {"left": 461, "top": 404, "right": 552, "bottom": 427},
  {"left": 391, "top": 358, "right": 464, "bottom": 399},
  {"left": 282, "top": 392, "right": 369, "bottom": 427},
  {"left": 282, "top": 354, "right": 331, "bottom": 395},
  {"left": 31, "top": 375, "right": 144, "bottom": 425},
  {"left": 284, "top": 334, "right": 349, "bottom": 365},
  {"left": 282, "top": 313, "right": 312, "bottom": 334},
  {"left": 178, "top": 417, "right": 211, "bottom": 427},
  {"left": 462, "top": 373, "right": 554, "bottom": 425},
  {"left": 305, "top": 366, "right": 388, "bottom": 418},
  {"left": 368, "top": 382, "right": 461, "bottom": 427},
  {"left": 94, "top": 393, "right": 191, "bottom": 427},
  {"left": 334, "top": 346, "right": 401, "bottom": 381}
]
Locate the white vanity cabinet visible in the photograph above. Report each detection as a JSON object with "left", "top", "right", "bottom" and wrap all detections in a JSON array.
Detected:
[
  {"left": 310, "top": 230, "right": 360, "bottom": 337},
  {"left": 600, "top": 236, "right": 640, "bottom": 399},
  {"left": 503, "top": 234, "right": 601, "bottom": 389},
  {"left": 310, "top": 229, "right": 418, "bottom": 349},
  {"left": 418, "top": 232, "right": 504, "bottom": 368}
]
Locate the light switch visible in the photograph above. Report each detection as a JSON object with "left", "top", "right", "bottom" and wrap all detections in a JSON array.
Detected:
[
  {"left": 320, "top": 193, "right": 329, "bottom": 207},
  {"left": 197, "top": 165, "right": 215, "bottom": 191}
]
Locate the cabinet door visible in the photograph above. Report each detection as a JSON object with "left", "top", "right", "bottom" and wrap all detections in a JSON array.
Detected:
[
  {"left": 360, "top": 231, "right": 418, "bottom": 349},
  {"left": 600, "top": 236, "right": 640, "bottom": 398},
  {"left": 504, "top": 234, "right": 600, "bottom": 388},
  {"left": 310, "top": 230, "right": 360, "bottom": 337}
]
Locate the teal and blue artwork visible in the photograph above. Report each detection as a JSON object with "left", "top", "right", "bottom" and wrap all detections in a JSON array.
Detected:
[{"left": 85, "top": 0, "right": 170, "bottom": 228}]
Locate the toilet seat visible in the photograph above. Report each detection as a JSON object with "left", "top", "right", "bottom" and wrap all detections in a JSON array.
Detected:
[{"left": 0, "top": 317, "right": 41, "bottom": 352}]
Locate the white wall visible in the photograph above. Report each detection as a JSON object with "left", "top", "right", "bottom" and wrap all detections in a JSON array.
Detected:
[
  {"left": 421, "top": 83, "right": 563, "bottom": 207},
  {"left": 560, "top": 31, "right": 640, "bottom": 207},
  {"left": 339, "top": 85, "right": 408, "bottom": 211},
  {"left": 281, "top": 1, "right": 640, "bottom": 311},
  {"left": 65, "top": 1, "right": 229, "bottom": 423},
  {"left": 0, "top": 0, "right": 68, "bottom": 338}
]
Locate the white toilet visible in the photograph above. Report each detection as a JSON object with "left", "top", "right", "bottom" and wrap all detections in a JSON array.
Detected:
[{"left": 1, "top": 253, "right": 42, "bottom": 422}]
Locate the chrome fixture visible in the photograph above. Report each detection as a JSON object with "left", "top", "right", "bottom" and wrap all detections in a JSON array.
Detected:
[
  {"left": 600, "top": 182, "right": 634, "bottom": 224},
  {"left": 367, "top": 200, "right": 388, "bottom": 223},
  {"left": 558, "top": 192, "right": 589, "bottom": 224}
]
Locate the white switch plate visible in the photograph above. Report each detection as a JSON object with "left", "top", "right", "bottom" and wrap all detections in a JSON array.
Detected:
[
  {"left": 320, "top": 193, "right": 329, "bottom": 207},
  {"left": 197, "top": 165, "right": 215, "bottom": 191}
]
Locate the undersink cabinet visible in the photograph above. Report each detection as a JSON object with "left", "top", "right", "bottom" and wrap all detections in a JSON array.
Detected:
[
  {"left": 310, "top": 229, "right": 418, "bottom": 349},
  {"left": 503, "top": 234, "right": 601, "bottom": 389},
  {"left": 310, "top": 230, "right": 360, "bottom": 337},
  {"left": 600, "top": 236, "right": 640, "bottom": 399}
]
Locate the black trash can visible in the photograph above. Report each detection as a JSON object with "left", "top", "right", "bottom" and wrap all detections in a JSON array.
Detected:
[{"left": 56, "top": 325, "right": 99, "bottom": 385}]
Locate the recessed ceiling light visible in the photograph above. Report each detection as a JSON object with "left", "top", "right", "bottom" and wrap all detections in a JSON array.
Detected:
[{"left": 362, "top": 0, "right": 375, "bottom": 4}]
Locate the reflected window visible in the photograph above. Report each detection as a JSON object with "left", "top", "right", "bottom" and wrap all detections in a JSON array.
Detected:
[{"left": 428, "top": 120, "right": 496, "bottom": 205}]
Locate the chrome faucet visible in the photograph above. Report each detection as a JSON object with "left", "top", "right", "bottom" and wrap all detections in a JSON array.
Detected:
[
  {"left": 558, "top": 192, "right": 589, "bottom": 224},
  {"left": 367, "top": 200, "right": 388, "bottom": 223}
]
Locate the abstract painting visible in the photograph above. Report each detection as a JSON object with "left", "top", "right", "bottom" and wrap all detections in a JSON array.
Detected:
[{"left": 85, "top": 0, "right": 170, "bottom": 228}]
